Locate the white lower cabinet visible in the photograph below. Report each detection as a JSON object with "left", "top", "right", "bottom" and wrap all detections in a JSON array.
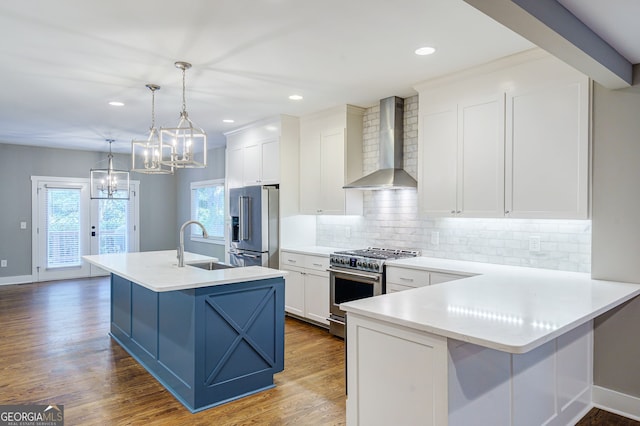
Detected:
[
  {"left": 386, "top": 266, "right": 471, "bottom": 293},
  {"left": 281, "top": 251, "right": 330, "bottom": 327},
  {"left": 346, "top": 314, "right": 593, "bottom": 426}
]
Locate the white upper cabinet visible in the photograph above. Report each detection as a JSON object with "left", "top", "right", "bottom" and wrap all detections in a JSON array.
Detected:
[
  {"left": 416, "top": 49, "right": 589, "bottom": 219},
  {"left": 420, "top": 103, "right": 457, "bottom": 215},
  {"left": 299, "top": 105, "right": 364, "bottom": 215},
  {"left": 420, "top": 93, "right": 505, "bottom": 217},
  {"left": 505, "top": 73, "right": 589, "bottom": 219},
  {"left": 225, "top": 115, "right": 299, "bottom": 188}
]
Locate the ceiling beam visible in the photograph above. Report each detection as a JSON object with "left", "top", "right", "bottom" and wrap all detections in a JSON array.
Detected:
[{"left": 464, "top": 0, "right": 633, "bottom": 89}]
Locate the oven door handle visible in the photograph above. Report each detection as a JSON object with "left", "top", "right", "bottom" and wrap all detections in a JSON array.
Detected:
[
  {"left": 328, "top": 268, "right": 380, "bottom": 282},
  {"left": 327, "top": 316, "right": 345, "bottom": 325}
]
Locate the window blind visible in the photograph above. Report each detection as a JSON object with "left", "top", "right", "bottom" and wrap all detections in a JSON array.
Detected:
[
  {"left": 46, "top": 187, "right": 82, "bottom": 268},
  {"left": 98, "top": 198, "right": 129, "bottom": 254}
]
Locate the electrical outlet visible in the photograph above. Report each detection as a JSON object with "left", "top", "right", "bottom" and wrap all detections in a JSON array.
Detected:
[
  {"left": 20, "top": 221, "right": 27, "bottom": 230},
  {"left": 345, "top": 226, "right": 351, "bottom": 238},
  {"left": 0, "top": 260, "right": 7, "bottom": 268},
  {"left": 529, "top": 236, "right": 541, "bottom": 252},
  {"left": 431, "top": 231, "right": 439, "bottom": 246}
]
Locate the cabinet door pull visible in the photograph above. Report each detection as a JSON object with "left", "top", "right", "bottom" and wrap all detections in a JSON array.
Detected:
[
  {"left": 312, "top": 263, "right": 323, "bottom": 267},
  {"left": 451, "top": 210, "right": 456, "bottom": 214},
  {"left": 400, "top": 277, "right": 414, "bottom": 282},
  {"left": 288, "top": 259, "right": 297, "bottom": 263}
]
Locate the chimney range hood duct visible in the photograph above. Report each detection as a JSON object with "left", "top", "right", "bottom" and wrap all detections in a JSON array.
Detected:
[{"left": 343, "top": 96, "right": 417, "bottom": 190}]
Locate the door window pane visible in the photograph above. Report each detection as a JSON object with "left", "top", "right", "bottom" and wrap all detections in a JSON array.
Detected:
[
  {"left": 99, "top": 199, "right": 128, "bottom": 254},
  {"left": 46, "top": 188, "right": 81, "bottom": 268}
]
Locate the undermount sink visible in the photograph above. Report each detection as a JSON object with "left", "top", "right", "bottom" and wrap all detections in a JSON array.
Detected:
[{"left": 189, "top": 262, "right": 235, "bottom": 271}]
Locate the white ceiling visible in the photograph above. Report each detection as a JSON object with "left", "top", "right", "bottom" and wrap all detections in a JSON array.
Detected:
[
  {"left": 4, "top": 1, "right": 636, "bottom": 155},
  {"left": 0, "top": 0, "right": 535, "bottom": 153}
]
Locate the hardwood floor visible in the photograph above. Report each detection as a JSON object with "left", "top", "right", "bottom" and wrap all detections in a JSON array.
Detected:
[
  {"left": 0, "top": 277, "right": 346, "bottom": 425},
  {"left": 578, "top": 409, "right": 640, "bottom": 426},
  {"left": 0, "top": 277, "right": 638, "bottom": 425}
]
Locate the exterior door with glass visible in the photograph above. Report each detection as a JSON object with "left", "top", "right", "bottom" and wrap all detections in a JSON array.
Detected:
[
  {"left": 89, "top": 182, "right": 139, "bottom": 276},
  {"left": 32, "top": 177, "right": 139, "bottom": 282}
]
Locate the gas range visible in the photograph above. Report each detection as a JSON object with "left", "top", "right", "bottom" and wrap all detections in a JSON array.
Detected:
[{"left": 329, "top": 247, "right": 420, "bottom": 274}]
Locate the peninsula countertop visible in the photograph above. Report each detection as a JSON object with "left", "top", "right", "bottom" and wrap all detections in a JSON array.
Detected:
[
  {"left": 83, "top": 250, "right": 287, "bottom": 292},
  {"left": 342, "top": 258, "right": 640, "bottom": 354}
]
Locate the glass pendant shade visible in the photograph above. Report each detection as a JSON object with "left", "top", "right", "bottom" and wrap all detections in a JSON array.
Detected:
[
  {"left": 131, "top": 84, "right": 174, "bottom": 174},
  {"left": 91, "top": 139, "right": 130, "bottom": 200},
  {"left": 160, "top": 61, "right": 207, "bottom": 168}
]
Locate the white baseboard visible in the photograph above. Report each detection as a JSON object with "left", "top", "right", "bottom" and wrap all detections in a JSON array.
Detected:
[
  {"left": 593, "top": 385, "right": 640, "bottom": 421},
  {"left": 0, "top": 275, "right": 34, "bottom": 286}
]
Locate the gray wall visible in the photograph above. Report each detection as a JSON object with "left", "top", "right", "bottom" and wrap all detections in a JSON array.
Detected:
[
  {"left": 175, "top": 146, "right": 227, "bottom": 260},
  {"left": 0, "top": 143, "right": 177, "bottom": 278},
  {"left": 591, "top": 79, "right": 640, "bottom": 396}
]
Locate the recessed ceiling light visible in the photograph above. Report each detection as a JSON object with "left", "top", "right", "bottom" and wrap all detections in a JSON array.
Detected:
[
  {"left": 414, "top": 46, "right": 436, "bottom": 56},
  {"left": 108, "top": 101, "right": 125, "bottom": 106},
  {"left": 288, "top": 94, "right": 303, "bottom": 101},
  {"left": 223, "top": 119, "right": 235, "bottom": 123}
]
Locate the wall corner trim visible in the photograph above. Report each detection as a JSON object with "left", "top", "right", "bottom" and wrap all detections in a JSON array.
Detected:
[{"left": 592, "top": 385, "right": 640, "bottom": 422}]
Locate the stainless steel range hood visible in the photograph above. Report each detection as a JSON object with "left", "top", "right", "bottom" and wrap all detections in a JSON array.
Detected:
[{"left": 343, "top": 96, "right": 417, "bottom": 190}]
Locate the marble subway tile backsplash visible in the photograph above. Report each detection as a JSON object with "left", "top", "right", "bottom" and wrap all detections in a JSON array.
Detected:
[
  {"left": 316, "top": 200, "right": 592, "bottom": 272},
  {"left": 316, "top": 95, "right": 592, "bottom": 273}
]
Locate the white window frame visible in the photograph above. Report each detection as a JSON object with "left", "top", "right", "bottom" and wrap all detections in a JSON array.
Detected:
[{"left": 190, "top": 178, "right": 225, "bottom": 245}]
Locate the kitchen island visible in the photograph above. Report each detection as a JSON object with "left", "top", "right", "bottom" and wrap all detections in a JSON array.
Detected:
[
  {"left": 342, "top": 263, "right": 640, "bottom": 425},
  {"left": 84, "top": 250, "right": 287, "bottom": 413}
]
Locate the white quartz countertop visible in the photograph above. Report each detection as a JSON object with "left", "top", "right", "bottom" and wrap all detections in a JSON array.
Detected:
[
  {"left": 280, "top": 246, "right": 347, "bottom": 257},
  {"left": 343, "top": 259, "right": 640, "bottom": 354},
  {"left": 83, "top": 250, "right": 287, "bottom": 292}
]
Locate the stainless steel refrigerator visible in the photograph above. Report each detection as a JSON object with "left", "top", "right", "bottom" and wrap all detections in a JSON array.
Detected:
[{"left": 228, "top": 185, "right": 279, "bottom": 268}]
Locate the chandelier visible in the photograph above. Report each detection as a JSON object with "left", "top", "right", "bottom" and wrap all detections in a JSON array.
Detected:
[
  {"left": 131, "top": 84, "right": 173, "bottom": 174},
  {"left": 160, "top": 61, "right": 207, "bottom": 168},
  {"left": 90, "top": 139, "right": 130, "bottom": 199}
]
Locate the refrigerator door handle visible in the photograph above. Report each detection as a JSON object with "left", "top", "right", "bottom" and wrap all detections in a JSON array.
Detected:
[
  {"left": 240, "top": 196, "right": 250, "bottom": 240},
  {"left": 238, "top": 197, "right": 243, "bottom": 240}
]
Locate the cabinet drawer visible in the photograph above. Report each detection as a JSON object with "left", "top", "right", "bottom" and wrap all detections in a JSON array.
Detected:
[
  {"left": 387, "top": 282, "right": 416, "bottom": 293},
  {"left": 281, "top": 252, "right": 305, "bottom": 268},
  {"left": 386, "top": 267, "right": 429, "bottom": 288},
  {"left": 304, "top": 255, "right": 329, "bottom": 272},
  {"left": 430, "top": 272, "right": 470, "bottom": 285}
]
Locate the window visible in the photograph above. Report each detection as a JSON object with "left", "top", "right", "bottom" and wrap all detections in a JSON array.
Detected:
[
  {"left": 190, "top": 179, "right": 225, "bottom": 243},
  {"left": 46, "top": 187, "right": 82, "bottom": 268}
]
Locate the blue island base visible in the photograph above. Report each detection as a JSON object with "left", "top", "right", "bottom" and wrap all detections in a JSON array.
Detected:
[{"left": 110, "top": 273, "right": 285, "bottom": 413}]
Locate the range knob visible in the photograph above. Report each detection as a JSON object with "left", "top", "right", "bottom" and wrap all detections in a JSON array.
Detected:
[{"left": 373, "top": 263, "right": 380, "bottom": 271}]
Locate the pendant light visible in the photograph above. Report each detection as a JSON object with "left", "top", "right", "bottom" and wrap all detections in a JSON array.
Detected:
[
  {"left": 90, "top": 139, "right": 130, "bottom": 200},
  {"left": 160, "top": 61, "right": 207, "bottom": 168},
  {"left": 131, "top": 84, "right": 173, "bottom": 174}
]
